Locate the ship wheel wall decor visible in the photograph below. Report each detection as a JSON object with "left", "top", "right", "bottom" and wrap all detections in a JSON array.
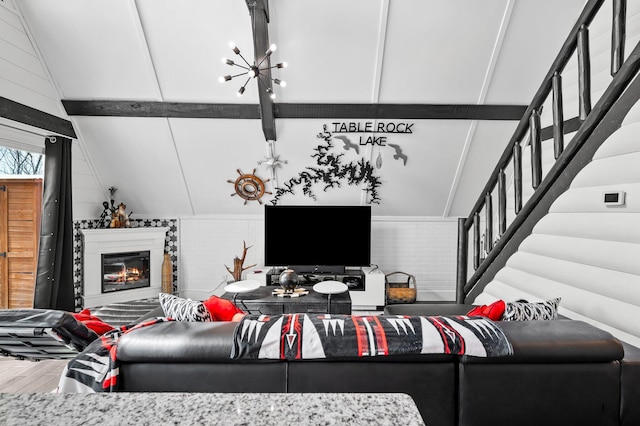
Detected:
[{"left": 228, "top": 168, "right": 272, "bottom": 204}]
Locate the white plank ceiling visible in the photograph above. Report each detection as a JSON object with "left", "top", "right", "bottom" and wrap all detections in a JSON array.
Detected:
[{"left": 9, "top": 0, "right": 587, "bottom": 217}]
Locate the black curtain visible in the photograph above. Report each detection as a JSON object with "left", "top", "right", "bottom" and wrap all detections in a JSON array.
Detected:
[{"left": 33, "top": 136, "right": 75, "bottom": 311}]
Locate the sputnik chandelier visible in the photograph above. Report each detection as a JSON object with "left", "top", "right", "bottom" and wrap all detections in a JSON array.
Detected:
[{"left": 219, "top": 42, "right": 287, "bottom": 99}]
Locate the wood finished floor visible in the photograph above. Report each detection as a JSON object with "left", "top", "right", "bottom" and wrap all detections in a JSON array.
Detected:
[{"left": 0, "top": 357, "right": 68, "bottom": 393}]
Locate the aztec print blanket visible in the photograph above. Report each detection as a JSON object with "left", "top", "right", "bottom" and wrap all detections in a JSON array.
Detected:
[
  {"left": 231, "top": 314, "right": 513, "bottom": 360},
  {"left": 57, "top": 317, "right": 173, "bottom": 393}
]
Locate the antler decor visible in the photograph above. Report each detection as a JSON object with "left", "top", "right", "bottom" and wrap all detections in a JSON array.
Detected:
[{"left": 225, "top": 241, "right": 257, "bottom": 282}]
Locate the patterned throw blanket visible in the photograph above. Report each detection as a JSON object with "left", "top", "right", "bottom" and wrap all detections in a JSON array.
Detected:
[
  {"left": 57, "top": 317, "right": 173, "bottom": 393},
  {"left": 232, "top": 314, "right": 513, "bottom": 360},
  {"left": 58, "top": 314, "right": 512, "bottom": 392}
]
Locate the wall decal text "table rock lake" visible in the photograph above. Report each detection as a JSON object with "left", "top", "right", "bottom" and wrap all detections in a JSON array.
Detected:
[{"left": 330, "top": 121, "right": 414, "bottom": 146}]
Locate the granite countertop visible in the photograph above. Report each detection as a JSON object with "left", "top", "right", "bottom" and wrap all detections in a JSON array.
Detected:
[{"left": 0, "top": 392, "right": 425, "bottom": 425}]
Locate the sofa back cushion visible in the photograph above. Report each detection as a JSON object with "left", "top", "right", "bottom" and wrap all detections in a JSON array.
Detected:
[{"left": 462, "top": 320, "right": 623, "bottom": 364}]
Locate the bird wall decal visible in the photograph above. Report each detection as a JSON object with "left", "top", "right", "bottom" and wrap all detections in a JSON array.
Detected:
[
  {"left": 334, "top": 135, "right": 360, "bottom": 154},
  {"left": 388, "top": 144, "right": 408, "bottom": 166}
]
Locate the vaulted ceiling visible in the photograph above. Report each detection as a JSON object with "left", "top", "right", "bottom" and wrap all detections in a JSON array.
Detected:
[{"left": 12, "top": 0, "right": 586, "bottom": 217}]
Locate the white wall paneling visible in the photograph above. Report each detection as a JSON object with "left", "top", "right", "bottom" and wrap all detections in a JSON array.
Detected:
[{"left": 179, "top": 215, "right": 458, "bottom": 302}]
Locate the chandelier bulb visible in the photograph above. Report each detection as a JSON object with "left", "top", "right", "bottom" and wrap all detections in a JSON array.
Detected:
[
  {"left": 237, "top": 87, "right": 245, "bottom": 97},
  {"left": 265, "top": 43, "right": 277, "bottom": 56},
  {"left": 266, "top": 88, "right": 276, "bottom": 100},
  {"left": 229, "top": 42, "right": 240, "bottom": 55}
]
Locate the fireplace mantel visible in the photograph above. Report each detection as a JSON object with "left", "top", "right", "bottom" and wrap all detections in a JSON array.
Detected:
[{"left": 81, "top": 227, "right": 169, "bottom": 308}]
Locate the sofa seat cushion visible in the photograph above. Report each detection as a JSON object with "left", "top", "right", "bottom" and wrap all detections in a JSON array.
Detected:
[
  {"left": 458, "top": 362, "right": 621, "bottom": 426},
  {"left": 383, "top": 303, "right": 474, "bottom": 316},
  {"left": 462, "top": 320, "right": 624, "bottom": 364}
]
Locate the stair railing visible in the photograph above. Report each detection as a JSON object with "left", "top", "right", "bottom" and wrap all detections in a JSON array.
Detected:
[{"left": 457, "top": 0, "right": 640, "bottom": 302}]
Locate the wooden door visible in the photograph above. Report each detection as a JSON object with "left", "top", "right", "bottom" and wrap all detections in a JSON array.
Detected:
[{"left": 0, "top": 179, "right": 42, "bottom": 308}]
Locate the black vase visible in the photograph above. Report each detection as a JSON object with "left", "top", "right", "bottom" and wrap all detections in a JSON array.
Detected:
[{"left": 279, "top": 269, "right": 299, "bottom": 292}]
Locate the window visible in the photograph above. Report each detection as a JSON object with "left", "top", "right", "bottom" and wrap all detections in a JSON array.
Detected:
[{"left": 0, "top": 146, "right": 44, "bottom": 176}]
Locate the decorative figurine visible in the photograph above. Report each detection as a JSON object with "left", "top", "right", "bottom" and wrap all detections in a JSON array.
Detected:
[
  {"left": 99, "top": 201, "right": 111, "bottom": 228},
  {"left": 110, "top": 202, "right": 131, "bottom": 228},
  {"left": 99, "top": 187, "right": 133, "bottom": 228}
]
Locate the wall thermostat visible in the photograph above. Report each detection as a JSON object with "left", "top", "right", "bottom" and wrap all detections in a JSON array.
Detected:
[{"left": 603, "top": 191, "right": 625, "bottom": 206}]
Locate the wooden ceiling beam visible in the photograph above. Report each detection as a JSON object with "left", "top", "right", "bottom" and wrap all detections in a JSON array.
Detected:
[
  {"left": 62, "top": 100, "right": 526, "bottom": 121},
  {"left": 62, "top": 100, "right": 261, "bottom": 119},
  {"left": 274, "top": 103, "right": 527, "bottom": 120},
  {"left": 1, "top": 97, "right": 77, "bottom": 139},
  {"left": 246, "top": 0, "right": 276, "bottom": 141}
]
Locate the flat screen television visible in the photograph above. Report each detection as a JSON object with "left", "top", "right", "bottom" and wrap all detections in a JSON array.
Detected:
[{"left": 264, "top": 205, "right": 371, "bottom": 274}]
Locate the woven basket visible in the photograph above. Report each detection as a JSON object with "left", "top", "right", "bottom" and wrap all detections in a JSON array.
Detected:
[{"left": 385, "top": 271, "right": 417, "bottom": 304}]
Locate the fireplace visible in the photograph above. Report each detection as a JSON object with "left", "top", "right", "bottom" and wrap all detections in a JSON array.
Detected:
[
  {"left": 101, "top": 250, "right": 151, "bottom": 293},
  {"left": 81, "top": 227, "right": 169, "bottom": 307}
]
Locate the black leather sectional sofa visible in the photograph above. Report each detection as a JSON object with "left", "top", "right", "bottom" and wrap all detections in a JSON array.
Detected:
[
  {"left": 114, "top": 306, "right": 634, "bottom": 426},
  {"left": 2, "top": 307, "right": 638, "bottom": 426}
]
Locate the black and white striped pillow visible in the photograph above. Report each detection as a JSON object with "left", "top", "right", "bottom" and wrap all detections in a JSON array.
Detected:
[
  {"left": 159, "top": 293, "right": 212, "bottom": 322},
  {"left": 503, "top": 297, "right": 561, "bottom": 321}
]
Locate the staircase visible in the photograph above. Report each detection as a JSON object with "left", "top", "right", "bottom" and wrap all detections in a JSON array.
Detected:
[{"left": 458, "top": 0, "right": 640, "bottom": 347}]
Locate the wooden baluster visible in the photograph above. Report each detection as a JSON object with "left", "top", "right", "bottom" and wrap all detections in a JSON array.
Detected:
[
  {"left": 513, "top": 141, "right": 522, "bottom": 214},
  {"left": 498, "top": 169, "right": 507, "bottom": 236},
  {"left": 530, "top": 110, "right": 542, "bottom": 189},
  {"left": 485, "top": 193, "right": 493, "bottom": 253},
  {"left": 473, "top": 212, "right": 480, "bottom": 270},
  {"left": 578, "top": 25, "right": 592, "bottom": 120},
  {"left": 456, "top": 218, "right": 468, "bottom": 303},
  {"left": 611, "top": 0, "right": 627, "bottom": 76},
  {"left": 552, "top": 72, "right": 564, "bottom": 159}
]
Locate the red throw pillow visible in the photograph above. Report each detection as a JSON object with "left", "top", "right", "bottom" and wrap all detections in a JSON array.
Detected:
[
  {"left": 203, "top": 295, "right": 245, "bottom": 321},
  {"left": 466, "top": 299, "right": 505, "bottom": 321},
  {"left": 72, "top": 309, "right": 116, "bottom": 335}
]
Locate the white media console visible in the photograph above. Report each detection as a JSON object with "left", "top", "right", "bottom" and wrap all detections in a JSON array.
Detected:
[{"left": 245, "top": 266, "right": 385, "bottom": 311}]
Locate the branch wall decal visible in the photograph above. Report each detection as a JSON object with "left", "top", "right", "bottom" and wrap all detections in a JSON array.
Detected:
[{"left": 271, "top": 124, "right": 382, "bottom": 205}]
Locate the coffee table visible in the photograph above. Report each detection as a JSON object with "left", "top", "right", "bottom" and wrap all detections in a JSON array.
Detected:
[{"left": 222, "top": 285, "right": 351, "bottom": 315}]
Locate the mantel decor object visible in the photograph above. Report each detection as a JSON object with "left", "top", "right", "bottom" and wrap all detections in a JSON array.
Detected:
[
  {"left": 161, "top": 253, "right": 173, "bottom": 294},
  {"left": 99, "top": 186, "right": 133, "bottom": 228}
]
